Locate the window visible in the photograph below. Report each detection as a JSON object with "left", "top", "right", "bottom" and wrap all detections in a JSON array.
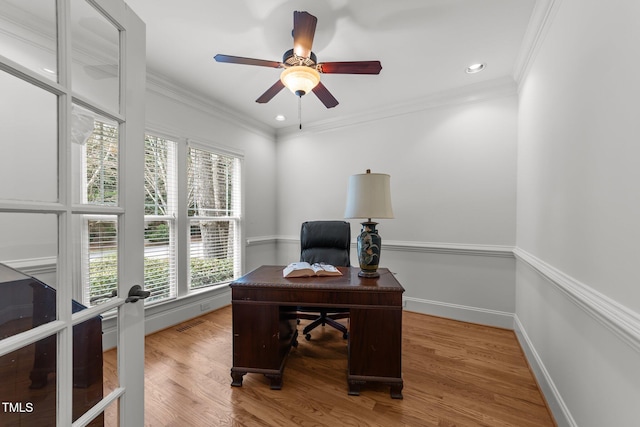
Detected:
[
  {"left": 79, "top": 125, "right": 242, "bottom": 307},
  {"left": 188, "top": 145, "right": 241, "bottom": 289},
  {"left": 144, "top": 135, "right": 177, "bottom": 304}
]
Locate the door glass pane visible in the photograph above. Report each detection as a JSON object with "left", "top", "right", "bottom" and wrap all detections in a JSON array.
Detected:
[
  {"left": 71, "top": 0, "right": 119, "bottom": 111},
  {"left": 84, "top": 216, "right": 118, "bottom": 307},
  {"left": 72, "top": 103, "right": 119, "bottom": 206},
  {"left": 0, "top": 212, "right": 58, "bottom": 335},
  {"left": 0, "top": 0, "right": 57, "bottom": 81},
  {"left": 0, "top": 262, "right": 57, "bottom": 340},
  {"left": 0, "top": 335, "right": 57, "bottom": 426},
  {"left": 103, "top": 346, "right": 118, "bottom": 427},
  {"left": 72, "top": 316, "right": 106, "bottom": 427},
  {"left": 0, "top": 71, "right": 58, "bottom": 203}
]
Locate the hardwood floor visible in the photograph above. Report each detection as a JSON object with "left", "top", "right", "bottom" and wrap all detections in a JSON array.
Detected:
[{"left": 103, "top": 306, "right": 556, "bottom": 426}]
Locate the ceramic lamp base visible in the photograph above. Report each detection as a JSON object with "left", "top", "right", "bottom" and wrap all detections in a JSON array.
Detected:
[{"left": 356, "top": 221, "right": 382, "bottom": 278}]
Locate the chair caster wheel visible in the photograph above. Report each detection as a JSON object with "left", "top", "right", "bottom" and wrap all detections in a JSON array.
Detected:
[{"left": 305, "top": 334, "right": 311, "bottom": 341}]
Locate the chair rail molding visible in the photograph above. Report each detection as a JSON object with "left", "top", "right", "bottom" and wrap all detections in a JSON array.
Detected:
[
  {"left": 275, "top": 235, "right": 514, "bottom": 258},
  {"left": 245, "top": 235, "right": 279, "bottom": 246},
  {"left": 384, "top": 240, "right": 514, "bottom": 258},
  {"left": 513, "top": 247, "right": 640, "bottom": 354}
]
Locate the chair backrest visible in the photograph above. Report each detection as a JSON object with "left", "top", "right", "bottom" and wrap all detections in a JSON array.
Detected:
[{"left": 300, "top": 221, "right": 351, "bottom": 267}]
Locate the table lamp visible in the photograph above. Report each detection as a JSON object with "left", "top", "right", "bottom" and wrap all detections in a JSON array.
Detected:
[{"left": 344, "top": 169, "right": 394, "bottom": 278}]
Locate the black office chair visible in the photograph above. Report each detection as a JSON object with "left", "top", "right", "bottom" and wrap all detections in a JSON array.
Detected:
[{"left": 298, "top": 220, "right": 351, "bottom": 340}]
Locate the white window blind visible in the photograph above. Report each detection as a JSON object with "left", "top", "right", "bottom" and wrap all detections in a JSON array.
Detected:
[
  {"left": 187, "top": 146, "right": 241, "bottom": 289},
  {"left": 85, "top": 119, "right": 118, "bottom": 205},
  {"left": 84, "top": 217, "right": 118, "bottom": 307},
  {"left": 144, "top": 135, "right": 177, "bottom": 304},
  {"left": 80, "top": 112, "right": 120, "bottom": 307}
]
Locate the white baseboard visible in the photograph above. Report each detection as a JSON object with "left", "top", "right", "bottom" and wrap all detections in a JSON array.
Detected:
[
  {"left": 403, "top": 296, "right": 515, "bottom": 329},
  {"left": 514, "top": 315, "right": 576, "bottom": 427}
]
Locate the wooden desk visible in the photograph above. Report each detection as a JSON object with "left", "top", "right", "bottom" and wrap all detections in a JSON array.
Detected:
[{"left": 230, "top": 265, "right": 404, "bottom": 398}]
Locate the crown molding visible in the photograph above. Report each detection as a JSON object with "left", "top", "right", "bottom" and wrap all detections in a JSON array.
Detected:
[
  {"left": 145, "top": 71, "right": 276, "bottom": 141},
  {"left": 513, "top": 0, "right": 564, "bottom": 87},
  {"left": 514, "top": 247, "right": 640, "bottom": 354},
  {"left": 276, "top": 76, "right": 517, "bottom": 138},
  {"left": 146, "top": 72, "right": 516, "bottom": 139}
]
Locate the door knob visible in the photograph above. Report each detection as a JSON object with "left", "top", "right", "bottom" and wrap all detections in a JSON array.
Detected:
[{"left": 125, "top": 285, "right": 151, "bottom": 303}]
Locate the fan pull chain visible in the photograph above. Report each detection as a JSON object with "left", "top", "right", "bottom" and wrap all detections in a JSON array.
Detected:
[{"left": 298, "top": 96, "right": 302, "bottom": 130}]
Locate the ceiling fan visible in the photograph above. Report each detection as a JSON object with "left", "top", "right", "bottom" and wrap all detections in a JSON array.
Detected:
[{"left": 214, "top": 11, "right": 382, "bottom": 109}]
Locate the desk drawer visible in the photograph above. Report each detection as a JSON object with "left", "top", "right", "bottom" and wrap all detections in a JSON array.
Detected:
[{"left": 232, "top": 288, "right": 402, "bottom": 307}]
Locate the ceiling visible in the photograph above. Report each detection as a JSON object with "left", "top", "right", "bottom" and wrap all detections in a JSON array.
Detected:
[{"left": 125, "top": 0, "right": 535, "bottom": 130}]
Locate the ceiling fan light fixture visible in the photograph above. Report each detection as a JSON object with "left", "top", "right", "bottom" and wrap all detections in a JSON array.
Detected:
[{"left": 280, "top": 65, "right": 320, "bottom": 97}]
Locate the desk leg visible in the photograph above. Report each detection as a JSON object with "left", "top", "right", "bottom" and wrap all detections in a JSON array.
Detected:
[
  {"left": 348, "top": 379, "right": 364, "bottom": 396},
  {"left": 230, "top": 369, "right": 245, "bottom": 387},
  {"left": 264, "top": 373, "right": 283, "bottom": 390},
  {"left": 390, "top": 383, "right": 404, "bottom": 399}
]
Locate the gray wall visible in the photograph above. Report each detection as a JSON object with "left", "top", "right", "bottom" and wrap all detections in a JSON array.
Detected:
[
  {"left": 515, "top": 0, "right": 640, "bottom": 425},
  {"left": 275, "top": 89, "right": 519, "bottom": 327}
]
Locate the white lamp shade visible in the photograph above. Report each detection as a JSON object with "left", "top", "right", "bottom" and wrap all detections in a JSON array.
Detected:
[{"left": 344, "top": 172, "right": 394, "bottom": 219}]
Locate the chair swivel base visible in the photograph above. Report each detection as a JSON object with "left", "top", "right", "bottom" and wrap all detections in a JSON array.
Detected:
[{"left": 298, "top": 312, "right": 349, "bottom": 340}]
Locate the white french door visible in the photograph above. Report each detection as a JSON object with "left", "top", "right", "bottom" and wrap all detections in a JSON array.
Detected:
[{"left": 0, "top": 0, "right": 145, "bottom": 425}]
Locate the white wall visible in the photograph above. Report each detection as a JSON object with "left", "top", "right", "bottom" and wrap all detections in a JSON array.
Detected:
[
  {"left": 276, "top": 89, "right": 518, "bottom": 326},
  {"left": 516, "top": 0, "right": 640, "bottom": 425}
]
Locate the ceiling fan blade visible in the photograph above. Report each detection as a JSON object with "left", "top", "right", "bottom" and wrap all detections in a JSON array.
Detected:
[
  {"left": 317, "top": 61, "right": 382, "bottom": 75},
  {"left": 312, "top": 82, "right": 339, "bottom": 108},
  {"left": 293, "top": 11, "right": 317, "bottom": 58},
  {"left": 256, "top": 80, "right": 285, "bottom": 104},
  {"left": 214, "top": 54, "right": 283, "bottom": 68}
]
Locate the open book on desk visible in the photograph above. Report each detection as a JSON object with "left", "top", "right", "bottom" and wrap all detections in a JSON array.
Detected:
[{"left": 282, "top": 262, "right": 343, "bottom": 278}]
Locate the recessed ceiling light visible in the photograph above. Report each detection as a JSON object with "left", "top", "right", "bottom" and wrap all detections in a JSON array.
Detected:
[
  {"left": 275, "top": 114, "right": 286, "bottom": 122},
  {"left": 465, "top": 63, "right": 486, "bottom": 74}
]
